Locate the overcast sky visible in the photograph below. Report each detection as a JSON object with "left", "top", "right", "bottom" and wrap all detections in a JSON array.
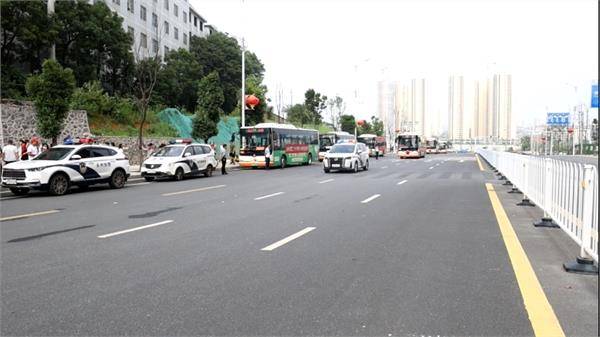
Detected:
[{"left": 189, "top": 0, "right": 598, "bottom": 127}]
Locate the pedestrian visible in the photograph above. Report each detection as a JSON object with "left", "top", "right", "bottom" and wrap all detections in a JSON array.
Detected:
[
  {"left": 219, "top": 144, "right": 229, "bottom": 175},
  {"left": 20, "top": 139, "right": 29, "bottom": 160},
  {"left": 27, "top": 137, "right": 40, "bottom": 159},
  {"left": 2, "top": 139, "right": 19, "bottom": 165},
  {"left": 264, "top": 144, "right": 271, "bottom": 169},
  {"left": 229, "top": 143, "right": 236, "bottom": 165},
  {"left": 41, "top": 143, "right": 49, "bottom": 152},
  {"left": 375, "top": 147, "right": 379, "bottom": 160}
]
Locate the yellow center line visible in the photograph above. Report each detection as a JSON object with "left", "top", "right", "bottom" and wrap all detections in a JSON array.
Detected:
[
  {"left": 485, "top": 183, "right": 565, "bottom": 337},
  {"left": 476, "top": 154, "right": 485, "bottom": 171},
  {"left": 0, "top": 209, "right": 60, "bottom": 222}
]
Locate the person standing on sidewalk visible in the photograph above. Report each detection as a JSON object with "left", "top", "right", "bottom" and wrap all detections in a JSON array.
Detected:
[
  {"left": 264, "top": 145, "right": 271, "bottom": 170},
  {"left": 20, "top": 139, "right": 29, "bottom": 160},
  {"left": 2, "top": 139, "right": 19, "bottom": 165},
  {"left": 219, "top": 144, "right": 229, "bottom": 175}
]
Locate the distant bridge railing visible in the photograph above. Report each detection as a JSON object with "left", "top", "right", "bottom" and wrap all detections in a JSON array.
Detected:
[{"left": 476, "top": 149, "right": 598, "bottom": 273}]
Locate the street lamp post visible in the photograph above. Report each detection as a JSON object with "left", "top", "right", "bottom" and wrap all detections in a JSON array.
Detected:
[
  {"left": 241, "top": 37, "right": 246, "bottom": 127},
  {"left": 48, "top": 0, "right": 55, "bottom": 60}
]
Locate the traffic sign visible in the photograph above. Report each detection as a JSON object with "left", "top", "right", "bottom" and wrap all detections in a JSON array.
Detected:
[
  {"left": 592, "top": 84, "right": 598, "bottom": 108},
  {"left": 546, "top": 112, "right": 570, "bottom": 126}
]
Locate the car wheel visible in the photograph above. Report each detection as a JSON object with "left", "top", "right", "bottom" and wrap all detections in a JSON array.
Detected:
[
  {"left": 280, "top": 156, "right": 286, "bottom": 169},
  {"left": 174, "top": 168, "right": 184, "bottom": 181},
  {"left": 364, "top": 159, "right": 369, "bottom": 171},
  {"left": 144, "top": 177, "right": 155, "bottom": 182},
  {"left": 109, "top": 169, "right": 126, "bottom": 189},
  {"left": 353, "top": 161, "right": 359, "bottom": 173},
  {"left": 324, "top": 167, "right": 330, "bottom": 173},
  {"left": 204, "top": 165, "right": 213, "bottom": 177},
  {"left": 9, "top": 188, "right": 29, "bottom": 196},
  {"left": 48, "top": 173, "right": 70, "bottom": 196}
]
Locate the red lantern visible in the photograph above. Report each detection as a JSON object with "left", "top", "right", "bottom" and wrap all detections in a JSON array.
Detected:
[
  {"left": 245, "top": 94, "right": 260, "bottom": 110},
  {"left": 356, "top": 119, "right": 366, "bottom": 126},
  {"left": 567, "top": 127, "right": 574, "bottom": 134}
]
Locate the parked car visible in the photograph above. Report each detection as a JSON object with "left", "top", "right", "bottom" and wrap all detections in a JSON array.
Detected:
[{"left": 141, "top": 139, "right": 217, "bottom": 181}]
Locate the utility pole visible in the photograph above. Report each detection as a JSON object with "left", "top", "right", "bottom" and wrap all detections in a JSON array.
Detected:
[
  {"left": 48, "top": 0, "right": 56, "bottom": 60},
  {"left": 241, "top": 37, "right": 245, "bottom": 127}
]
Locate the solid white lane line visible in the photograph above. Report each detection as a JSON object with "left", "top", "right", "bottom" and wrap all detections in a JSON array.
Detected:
[
  {"left": 162, "top": 184, "right": 226, "bottom": 196},
  {"left": 319, "top": 179, "right": 334, "bottom": 184},
  {"left": 361, "top": 194, "right": 381, "bottom": 204},
  {"left": 128, "top": 182, "right": 151, "bottom": 186},
  {"left": 428, "top": 166, "right": 434, "bottom": 170},
  {"left": 261, "top": 227, "right": 316, "bottom": 251},
  {"left": 397, "top": 180, "right": 408, "bottom": 185},
  {"left": 98, "top": 220, "right": 173, "bottom": 239},
  {"left": 0, "top": 209, "right": 60, "bottom": 222},
  {"left": 254, "top": 192, "right": 284, "bottom": 200}
]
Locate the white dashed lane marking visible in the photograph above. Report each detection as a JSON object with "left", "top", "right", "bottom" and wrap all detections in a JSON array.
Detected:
[
  {"left": 254, "top": 192, "right": 285, "bottom": 200},
  {"left": 361, "top": 194, "right": 381, "bottom": 204},
  {"left": 397, "top": 180, "right": 408, "bottom": 185},
  {"left": 97, "top": 220, "right": 174, "bottom": 239},
  {"left": 261, "top": 227, "right": 316, "bottom": 251},
  {"left": 318, "top": 179, "right": 334, "bottom": 184}
]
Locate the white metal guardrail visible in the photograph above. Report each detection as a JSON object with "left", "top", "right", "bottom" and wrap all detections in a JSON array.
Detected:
[{"left": 476, "top": 149, "right": 598, "bottom": 272}]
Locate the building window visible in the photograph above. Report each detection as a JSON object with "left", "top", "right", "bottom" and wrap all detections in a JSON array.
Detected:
[
  {"left": 140, "top": 5, "right": 146, "bottom": 21},
  {"left": 112, "top": 0, "right": 120, "bottom": 5},
  {"left": 164, "top": 0, "right": 169, "bottom": 10},
  {"left": 140, "top": 33, "right": 147, "bottom": 48},
  {"left": 183, "top": 11, "right": 187, "bottom": 23},
  {"left": 127, "top": 0, "right": 134, "bottom": 13},
  {"left": 183, "top": 33, "right": 187, "bottom": 45},
  {"left": 199, "top": 21, "right": 203, "bottom": 31},
  {"left": 164, "top": 46, "right": 170, "bottom": 55},
  {"left": 127, "top": 26, "right": 134, "bottom": 42},
  {"left": 193, "top": 16, "right": 197, "bottom": 27},
  {"left": 164, "top": 21, "right": 169, "bottom": 35},
  {"left": 174, "top": 27, "right": 178, "bottom": 40},
  {"left": 152, "top": 39, "right": 158, "bottom": 53},
  {"left": 152, "top": 13, "right": 158, "bottom": 28},
  {"left": 174, "top": 4, "right": 178, "bottom": 17}
]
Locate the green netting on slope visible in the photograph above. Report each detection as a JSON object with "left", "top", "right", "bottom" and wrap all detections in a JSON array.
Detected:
[
  {"left": 157, "top": 108, "right": 240, "bottom": 148},
  {"left": 157, "top": 108, "right": 193, "bottom": 138}
]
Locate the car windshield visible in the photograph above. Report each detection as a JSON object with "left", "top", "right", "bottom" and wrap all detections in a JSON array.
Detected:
[
  {"left": 33, "top": 147, "right": 74, "bottom": 161},
  {"left": 152, "top": 146, "right": 184, "bottom": 157},
  {"left": 397, "top": 136, "right": 418, "bottom": 148},
  {"left": 329, "top": 144, "right": 355, "bottom": 153}
]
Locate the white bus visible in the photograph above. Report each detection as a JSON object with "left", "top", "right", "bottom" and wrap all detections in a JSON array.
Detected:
[{"left": 318, "top": 131, "right": 354, "bottom": 161}]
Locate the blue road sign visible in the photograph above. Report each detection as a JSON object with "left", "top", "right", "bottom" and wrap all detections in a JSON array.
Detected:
[
  {"left": 592, "top": 84, "right": 598, "bottom": 108},
  {"left": 546, "top": 112, "right": 570, "bottom": 126}
]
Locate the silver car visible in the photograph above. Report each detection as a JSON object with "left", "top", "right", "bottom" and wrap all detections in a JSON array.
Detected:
[{"left": 323, "top": 142, "right": 369, "bottom": 173}]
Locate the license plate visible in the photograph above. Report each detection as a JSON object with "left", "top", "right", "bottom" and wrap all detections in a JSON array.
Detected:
[
  {"left": 147, "top": 170, "right": 156, "bottom": 174},
  {"left": 332, "top": 164, "right": 340, "bottom": 168},
  {"left": 5, "top": 179, "right": 17, "bottom": 185}
]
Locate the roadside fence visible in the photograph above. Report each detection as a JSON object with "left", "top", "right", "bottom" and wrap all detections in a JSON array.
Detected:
[{"left": 476, "top": 149, "right": 598, "bottom": 274}]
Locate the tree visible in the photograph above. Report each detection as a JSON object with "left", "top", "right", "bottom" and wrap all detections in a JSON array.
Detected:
[
  {"left": 193, "top": 71, "right": 224, "bottom": 141},
  {"left": 1, "top": 0, "right": 58, "bottom": 97},
  {"left": 304, "top": 89, "right": 328, "bottom": 125},
  {"left": 189, "top": 33, "right": 266, "bottom": 114},
  {"left": 54, "top": 0, "right": 134, "bottom": 94},
  {"left": 154, "top": 49, "right": 203, "bottom": 112},
  {"left": 25, "top": 59, "right": 75, "bottom": 145},
  {"left": 340, "top": 115, "right": 356, "bottom": 134},
  {"left": 327, "top": 96, "right": 345, "bottom": 131},
  {"left": 358, "top": 120, "right": 372, "bottom": 135},
  {"left": 370, "top": 116, "right": 384, "bottom": 136},
  {"left": 132, "top": 57, "right": 162, "bottom": 164},
  {"left": 287, "top": 104, "right": 311, "bottom": 127}
]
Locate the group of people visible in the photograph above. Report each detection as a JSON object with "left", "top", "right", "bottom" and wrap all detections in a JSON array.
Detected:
[{"left": 1, "top": 138, "right": 46, "bottom": 166}]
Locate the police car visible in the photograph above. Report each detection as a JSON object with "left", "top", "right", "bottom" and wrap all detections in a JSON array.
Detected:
[
  {"left": 1, "top": 144, "right": 130, "bottom": 196},
  {"left": 140, "top": 139, "right": 218, "bottom": 181}
]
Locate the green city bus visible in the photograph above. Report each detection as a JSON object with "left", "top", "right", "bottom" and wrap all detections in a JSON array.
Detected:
[{"left": 239, "top": 123, "right": 319, "bottom": 168}]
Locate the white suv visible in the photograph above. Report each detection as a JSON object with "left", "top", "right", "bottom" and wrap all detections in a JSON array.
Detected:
[
  {"left": 1, "top": 144, "right": 130, "bottom": 196},
  {"left": 323, "top": 142, "right": 369, "bottom": 173},
  {"left": 141, "top": 142, "right": 217, "bottom": 181}
]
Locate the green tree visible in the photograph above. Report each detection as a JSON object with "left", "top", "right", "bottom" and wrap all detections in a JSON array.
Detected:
[
  {"left": 287, "top": 104, "right": 311, "bottom": 127},
  {"left": 25, "top": 59, "right": 76, "bottom": 145},
  {"left": 520, "top": 135, "right": 531, "bottom": 151},
  {"left": 340, "top": 114, "right": 356, "bottom": 134},
  {"left": 0, "top": 0, "right": 58, "bottom": 97},
  {"left": 304, "top": 89, "right": 328, "bottom": 125},
  {"left": 54, "top": 0, "right": 134, "bottom": 94},
  {"left": 358, "top": 120, "right": 372, "bottom": 135},
  {"left": 190, "top": 33, "right": 266, "bottom": 114},
  {"left": 370, "top": 116, "right": 384, "bottom": 136},
  {"left": 154, "top": 49, "right": 203, "bottom": 111},
  {"left": 192, "top": 71, "right": 224, "bottom": 141}
]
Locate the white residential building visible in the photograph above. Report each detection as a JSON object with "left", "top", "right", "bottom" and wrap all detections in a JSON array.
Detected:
[
  {"left": 97, "top": 0, "right": 210, "bottom": 59},
  {"left": 394, "top": 78, "right": 426, "bottom": 136}
]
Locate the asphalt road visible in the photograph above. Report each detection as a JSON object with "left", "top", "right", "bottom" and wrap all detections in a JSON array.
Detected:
[{"left": 0, "top": 154, "right": 596, "bottom": 336}]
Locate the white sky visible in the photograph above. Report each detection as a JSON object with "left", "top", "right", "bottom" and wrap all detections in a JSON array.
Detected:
[{"left": 189, "top": 0, "right": 598, "bottom": 127}]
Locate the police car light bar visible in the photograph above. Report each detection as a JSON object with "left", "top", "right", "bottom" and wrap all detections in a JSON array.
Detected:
[{"left": 169, "top": 138, "right": 193, "bottom": 144}]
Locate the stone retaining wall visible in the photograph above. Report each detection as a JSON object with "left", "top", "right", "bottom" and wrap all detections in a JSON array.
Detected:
[{"left": 1, "top": 100, "right": 90, "bottom": 145}]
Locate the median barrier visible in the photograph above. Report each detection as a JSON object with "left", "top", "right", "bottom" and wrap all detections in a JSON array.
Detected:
[{"left": 477, "top": 149, "right": 599, "bottom": 274}]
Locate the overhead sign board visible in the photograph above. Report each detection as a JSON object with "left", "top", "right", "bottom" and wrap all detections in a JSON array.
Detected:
[
  {"left": 592, "top": 84, "right": 598, "bottom": 108},
  {"left": 546, "top": 112, "right": 570, "bottom": 126}
]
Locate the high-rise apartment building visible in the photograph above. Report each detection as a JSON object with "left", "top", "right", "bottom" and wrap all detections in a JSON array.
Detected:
[
  {"left": 377, "top": 81, "right": 396, "bottom": 144},
  {"left": 448, "top": 76, "right": 464, "bottom": 141},
  {"left": 491, "top": 74, "right": 513, "bottom": 140},
  {"left": 97, "top": 0, "right": 210, "bottom": 59},
  {"left": 394, "top": 78, "right": 426, "bottom": 136}
]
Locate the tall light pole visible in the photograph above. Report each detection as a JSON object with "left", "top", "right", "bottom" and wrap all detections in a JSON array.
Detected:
[
  {"left": 241, "top": 37, "right": 246, "bottom": 127},
  {"left": 48, "top": 0, "right": 56, "bottom": 60}
]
